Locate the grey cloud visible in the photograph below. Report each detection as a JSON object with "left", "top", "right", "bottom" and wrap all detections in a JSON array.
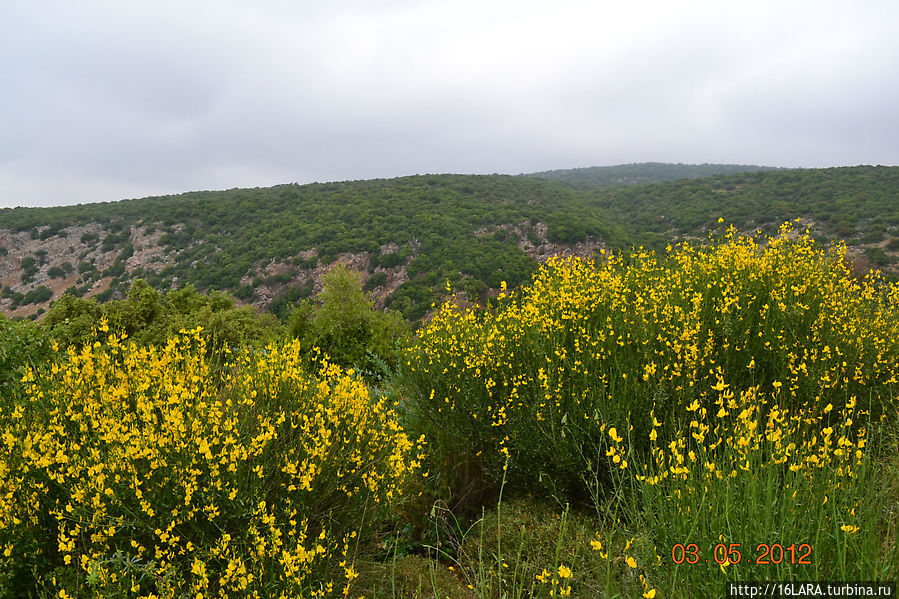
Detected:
[{"left": 1, "top": 0, "right": 897, "bottom": 208}]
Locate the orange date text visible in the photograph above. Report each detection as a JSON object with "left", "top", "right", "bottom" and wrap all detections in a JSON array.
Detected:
[{"left": 669, "top": 543, "right": 812, "bottom": 566}]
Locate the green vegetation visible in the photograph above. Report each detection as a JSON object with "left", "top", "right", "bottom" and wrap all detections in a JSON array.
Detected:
[
  {"left": 21, "top": 286, "right": 52, "bottom": 306},
  {"left": 0, "top": 175, "right": 628, "bottom": 320},
  {"left": 396, "top": 226, "right": 899, "bottom": 596},
  {"left": 1, "top": 329, "right": 421, "bottom": 597},
  {"left": 592, "top": 165, "right": 899, "bottom": 251},
  {"left": 46, "top": 265, "right": 66, "bottom": 279},
  {"left": 42, "top": 281, "right": 283, "bottom": 354},
  {"left": 288, "top": 266, "right": 408, "bottom": 379},
  {"left": 2, "top": 165, "right": 898, "bottom": 320},
  {"left": 0, "top": 313, "right": 53, "bottom": 396},
  {"left": 36, "top": 272, "right": 405, "bottom": 383},
  {"left": 1, "top": 225, "right": 898, "bottom": 597}
]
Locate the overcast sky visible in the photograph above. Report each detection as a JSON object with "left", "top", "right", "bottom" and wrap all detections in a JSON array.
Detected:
[{"left": 1, "top": 0, "right": 897, "bottom": 208}]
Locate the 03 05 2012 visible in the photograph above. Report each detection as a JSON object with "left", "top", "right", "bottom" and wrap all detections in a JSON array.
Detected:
[{"left": 669, "top": 543, "right": 812, "bottom": 565}]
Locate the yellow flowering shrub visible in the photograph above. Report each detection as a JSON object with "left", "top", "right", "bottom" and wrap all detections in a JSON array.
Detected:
[
  {"left": 404, "top": 224, "right": 899, "bottom": 506},
  {"left": 0, "top": 325, "right": 423, "bottom": 597}
]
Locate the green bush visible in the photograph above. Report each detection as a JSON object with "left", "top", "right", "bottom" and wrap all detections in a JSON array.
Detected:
[
  {"left": 43, "top": 280, "right": 284, "bottom": 353},
  {"left": 47, "top": 266, "right": 66, "bottom": 279},
  {"left": 0, "top": 314, "right": 53, "bottom": 397},
  {"left": 22, "top": 285, "right": 52, "bottom": 305},
  {"left": 290, "top": 266, "right": 409, "bottom": 378},
  {"left": 363, "top": 271, "right": 388, "bottom": 291}
]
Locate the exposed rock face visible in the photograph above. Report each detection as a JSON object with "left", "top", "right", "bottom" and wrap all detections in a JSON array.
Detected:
[{"left": 1, "top": 224, "right": 121, "bottom": 318}]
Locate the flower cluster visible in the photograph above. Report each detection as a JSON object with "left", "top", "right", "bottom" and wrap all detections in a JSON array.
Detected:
[
  {"left": 0, "top": 324, "right": 422, "bottom": 597},
  {"left": 405, "top": 223, "right": 899, "bottom": 503}
]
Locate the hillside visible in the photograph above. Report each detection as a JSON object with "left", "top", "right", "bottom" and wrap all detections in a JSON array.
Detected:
[
  {"left": 1, "top": 165, "right": 896, "bottom": 321},
  {"left": 0, "top": 174, "right": 626, "bottom": 320},
  {"left": 590, "top": 165, "right": 899, "bottom": 269}
]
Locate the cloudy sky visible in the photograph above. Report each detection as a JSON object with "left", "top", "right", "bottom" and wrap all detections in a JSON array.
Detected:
[{"left": 1, "top": 0, "right": 897, "bottom": 208}]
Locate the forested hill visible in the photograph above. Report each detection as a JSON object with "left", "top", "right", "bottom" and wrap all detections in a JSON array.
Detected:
[
  {"left": 1, "top": 165, "right": 896, "bottom": 321},
  {"left": 0, "top": 174, "right": 626, "bottom": 320},
  {"left": 590, "top": 165, "right": 899, "bottom": 261},
  {"left": 525, "top": 162, "right": 783, "bottom": 187}
]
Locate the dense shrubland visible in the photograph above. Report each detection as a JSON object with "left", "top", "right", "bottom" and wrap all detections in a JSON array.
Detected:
[
  {"left": 1, "top": 222, "right": 898, "bottom": 597},
  {"left": 402, "top": 223, "right": 899, "bottom": 595},
  {"left": 3, "top": 166, "right": 896, "bottom": 322},
  {"left": 590, "top": 165, "right": 899, "bottom": 253},
  {"left": 405, "top": 223, "right": 899, "bottom": 504},
  {"left": 1, "top": 174, "right": 627, "bottom": 320},
  {"left": 1, "top": 326, "right": 423, "bottom": 597}
]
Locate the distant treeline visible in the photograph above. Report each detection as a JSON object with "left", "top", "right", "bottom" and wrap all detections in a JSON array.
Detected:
[{"left": 525, "top": 161, "right": 783, "bottom": 187}]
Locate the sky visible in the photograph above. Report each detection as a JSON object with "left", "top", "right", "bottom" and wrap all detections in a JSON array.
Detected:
[{"left": 1, "top": 0, "right": 897, "bottom": 208}]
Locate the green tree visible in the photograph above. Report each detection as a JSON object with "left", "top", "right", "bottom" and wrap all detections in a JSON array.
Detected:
[
  {"left": 290, "top": 265, "right": 408, "bottom": 377},
  {"left": 41, "top": 293, "right": 103, "bottom": 349}
]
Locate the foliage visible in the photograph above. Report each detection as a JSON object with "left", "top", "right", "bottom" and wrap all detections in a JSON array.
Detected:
[
  {"left": 590, "top": 165, "right": 899, "bottom": 251},
  {"left": 398, "top": 223, "right": 899, "bottom": 595},
  {"left": 46, "top": 266, "right": 66, "bottom": 279},
  {"left": 363, "top": 271, "right": 388, "bottom": 292},
  {"left": 1, "top": 174, "right": 628, "bottom": 320},
  {"left": 3, "top": 166, "right": 898, "bottom": 317},
  {"left": 21, "top": 286, "right": 52, "bottom": 306},
  {"left": 289, "top": 266, "right": 409, "bottom": 378},
  {"left": 628, "top": 386, "right": 897, "bottom": 595},
  {"left": 0, "top": 314, "right": 53, "bottom": 397},
  {"left": 0, "top": 326, "right": 424, "bottom": 597},
  {"left": 2, "top": 217, "right": 899, "bottom": 597},
  {"left": 403, "top": 224, "right": 899, "bottom": 509},
  {"left": 43, "top": 280, "right": 284, "bottom": 353}
]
